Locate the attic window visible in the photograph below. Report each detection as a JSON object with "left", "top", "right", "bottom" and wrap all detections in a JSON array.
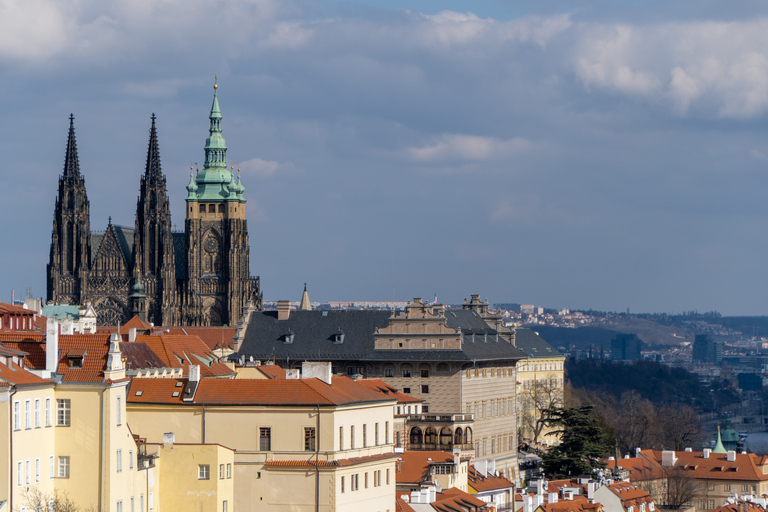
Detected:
[
  {"left": 68, "top": 358, "right": 83, "bottom": 368},
  {"left": 322, "top": 311, "right": 328, "bottom": 317},
  {"left": 172, "top": 391, "right": 180, "bottom": 397},
  {"left": 175, "top": 382, "right": 183, "bottom": 388},
  {"left": 334, "top": 331, "right": 345, "bottom": 344},
  {"left": 135, "top": 391, "right": 143, "bottom": 397},
  {"left": 284, "top": 331, "right": 295, "bottom": 344}
]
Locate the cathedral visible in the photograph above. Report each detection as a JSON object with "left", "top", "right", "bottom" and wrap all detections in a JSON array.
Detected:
[{"left": 46, "top": 84, "right": 263, "bottom": 326}]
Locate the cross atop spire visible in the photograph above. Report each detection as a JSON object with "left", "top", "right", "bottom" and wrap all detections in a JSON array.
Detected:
[
  {"left": 63, "top": 114, "right": 81, "bottom": 178},
  {"left": 144, "top": 113, "right": 162, "bottom": 178}
]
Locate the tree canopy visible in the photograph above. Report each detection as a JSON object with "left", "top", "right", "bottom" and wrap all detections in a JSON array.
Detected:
[{"left": 541, "top": 405, "right": 612, "bottom": 478}]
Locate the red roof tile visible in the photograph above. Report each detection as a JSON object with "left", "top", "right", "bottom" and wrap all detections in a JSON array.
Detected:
[
  {"left": 396, "top": 496, "right": 419, "bottom": 512},
  {"left": 134, "top": 334, "right": 234, "bottom": 377},
  {"left": 0, "top": 361, "right": 54, "bottom": 386},
  {"left": 152, "top": 326, "right": 237, "bottom": 351},
  {"left": 256, "top": 365, "right": 286, "bottom": 379},
  {"left": 396, "top": 451, "right": 458, "bottom": 484},
  {"left": 356, "top": 378, "right": 426, "bottom": 404},
  {"left": 434, "top": 488, "right": 492, "bottom": 511},
  {"left": 468, "top": 465, "right": 514, "bottom": 493},
  {"left": 616, "top": 449, "right": 768, "bottom": 482}
]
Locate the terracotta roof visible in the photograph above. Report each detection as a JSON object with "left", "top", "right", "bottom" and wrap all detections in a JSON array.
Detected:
[
  {"left": 619, "top": 449, "right": 768, "bottom": 482},
  {"left": 0, "top": 302, "right": 35, "bottom": 315},
  {"left": 154, "top": 326, "right": 237, "bottom": 351},
  {"left": 605, "top": 482, "right": 653, "bottom": 504},
  {"left": 121, "top": 342, "right": 167, "bottom": 370},
  {"left": 606, "top": 451, "right": 665, "bottom": 481},
  {"left": 396, "top": 496, "right": 418, "bottom": 512},
  {"left": 0, "top": 361, "right": 53, "bottom": 386},
  {"left": 396, "top": 451, "right": 457, "bottom": 485},
  {"left": 256, "top": 365, "right": 286, "bottom": 379},
  {"left": 713, "top": 502, "right": 765, "bottom": 512},
  {"left": 433, "top": 488, "right": 492, "bottom": 511},
  {"left": 356, "top": 378, "right": 426, "bottom": 404},
  {"left": 128, "top": 375, "right": 396, "bottom": 406},
  {"left": 0, "top": 339, "right": 47, "bottom": 369},
  {"left": 537, "top": 496, "right": 602, "bottom": 512},
  {"left": 57, "top": 334, "right": 113, "bottom": 382},
  {"left": 134, "top": 334, "right": 234, "bottom": 377},
  {"left": 0, "top": 345, "right": 28, "bottom": 357},
  {"left": 123, "top": 315, "right": 152, "bottom": 330},
  {"left": 468, "top": 465, "right": 514, "bottom": 493}
]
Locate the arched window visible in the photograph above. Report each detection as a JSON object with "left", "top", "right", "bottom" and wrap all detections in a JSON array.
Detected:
[
  {"left": 410, "top": 427, "right": 423, "bottom": 445},
  {"left": 440, "top": 427, "right": 452, "bottom": 445},
  {"left": 454, "top": 428, "right": 464, "bottom": 445},
  {"left": 464, "top": 427, "right": 473, "bottom": 444},
  {"left": 424, "top": 427, "right": 438, "bottom": 445}
]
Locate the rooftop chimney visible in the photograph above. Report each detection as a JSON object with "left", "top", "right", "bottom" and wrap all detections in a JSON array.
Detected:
[
  {"left": 129, "top": 327, "right": 137, "bottom": 342},
  {"left": 45, "top": 317, "right": 59, "bottom": 374},
  {"left": 661, "top": 450, "right": 677, "bottom": 467},
  {"left": 277, "top": 300, "right": 291, "bottom": 320},
  {"left": 727, "top": 450, "right": 736, "bottom": 462},
  {"left": 302, "top": 361, "right": 332, "bottom": 385},
  {"left": 189, "top": 365, "right": 200, "bottom": 382},
  {"left": 703, "top": 448, "right": 711, "bottom": 459}
]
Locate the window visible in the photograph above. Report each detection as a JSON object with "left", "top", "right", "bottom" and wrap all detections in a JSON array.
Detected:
[
  {"left": 422, "top": 406, "right": 429, "bottom": 413},
  {"left": 58, "top": 456, "right": 70, "bottom": 478},
  {"left": 117, "top": 501, "right": 123, "bottom": 512},
  {"left": 13, "top": 401, "right": 20, "bottom": 430},
  {"left": 385, "top": 422, "right": 389, "bottom": 444},
  {"left": 25, "top": 459, "right": 31, "bottom": 484},
  {"left": 375, "top": 423, "right": 379, "bottom": 445},
  {"left": 45, "top": 398, "right": 51, "bottom": 426},
  {"left": 339, "top": 427, "right": 344, "bottom": 450},
  {"left": 403, "top": 387, "right": 411, "bottom": 394},
  {"left": 402, "top": 369, "right": 411, "bottom": 378},
  {"left": 385, "top": 369, "right": 394, "bottom": 377},
  {"left": 363, "top": 425, "right": 367, "bottom": 447},
  {"left": 220, "top": 464, "right": 224, "bottom": 479},
  {"left": 743, "top": 485, "right": 750, "bottom": 492},
  {"left": 50, "top": 456, "right": 54, "bottom": 479},
  {"left": 365, "top": 472, "right": 368, "bottom": 488},
  {"left": 386, "top": 468, "right": 390, "bottom": 485},
  {"left": 141, "top": 495, "right": 144, "bottom": 512},
  {"left": 198, "top": 464, "right": 210, "bottom": 480},
  {"left": 149, "top": 492, "right": 153, "bottom": 510},
  {"left": 421, "top": 385, "right": 429, "bottom": 394},
  {"left": 709, "top": 500, "right": 715, "bottom": 510},
  {"left": 222, "top": 501, "right": 227, "bottom": 512},
  {"left": 34, "top": 399, "right": 40, "bottom": 428},
  {"left": 352, "top": 474, "right": 359, "bottom": 491},
  {"left": 421, "top": 369, "right": 429, "bottom": 378},
  {"left": 725, "top": 484, "right": 731, "bottom": 491},
  {"left": 226, "top": 463, "right": 231, "bottom": 478},
  {"left": 341, "top": 476, "right": 345, "bottom": 493},
  {"left": 25, "top": 400, "right": 31, "bottom": 429},
  {"left": 117, "top": 396, "right": 122, "bottom": 425},
  {"left": 17, "top": 461, "right": 22, "bottom": 486},
  {"left": 35, "top": 458, "right": 40, "bottom": 483},
  {"left": 57, "top": 399, "right": 71, "bottom": 426},
  {"left": 131, "top": 497, "right": 135, "bottom": 512},
  {"left": 117, "top": 449, "right": 122, "bottom": 472},
  {"left": 259, "top": 428, "right": 271, "bottom": 451},
  {"left": 351, "top": 426, "right": 355, "bottom": 449},
  {"left": 305, "top": 427, "right": 316, "bottom": 451},
  {"left": 129, "top": 450, "right": 134, "bottom": 469}
]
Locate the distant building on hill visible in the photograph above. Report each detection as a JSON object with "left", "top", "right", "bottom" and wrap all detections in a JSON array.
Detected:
[
  {"left": 610, "top": 334, "right": 642, "bottom": 361},
  {"left": 692, "top": 334, "right": 723, "bottom": 364}
]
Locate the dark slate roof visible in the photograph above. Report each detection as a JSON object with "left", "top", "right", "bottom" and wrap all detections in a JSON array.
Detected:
[
  {"left": 238, "top": 309, "right": 525, "bottom": 363},
  {"left": 514, "top": 328, "right": 564, "bottom": 359},
  {"left": 121, "top": 341, "right": 167, "bottom": 370},
  {"left": 173, "top": 233, "right": 186, "bottom": 280},
  {"left": 91, "top": 225, "right": 134, "bottom": 267}
]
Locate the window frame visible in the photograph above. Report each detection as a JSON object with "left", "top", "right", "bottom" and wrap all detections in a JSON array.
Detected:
[
  {"left": 259, "top": 427, "right": 271, "bottom": 451},
  {"left": 304, "top": 427, "right": 316, "bottom": 451},
  {"left": 198, "top": 464, "right": 210, "bottom": 480},
  {"left": 58, "top": 456, "right": 70, "bottom": 478},
  {"left": 57, "top": 399, "right": 71, "bottom": 427}
]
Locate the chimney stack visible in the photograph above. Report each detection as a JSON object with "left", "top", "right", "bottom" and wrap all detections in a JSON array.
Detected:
[
  {"left": 277, "top": 300, "right": 291, "bottom": 320},
  {"left": 45, "top": 317, "right": 59, "bottom": 374}
]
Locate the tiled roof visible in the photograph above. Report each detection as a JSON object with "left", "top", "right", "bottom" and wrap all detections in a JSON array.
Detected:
[
  {"left": 0, "top": 302, "right": 35, "bottom": 315},
  {"left": 396, "top": 451, "right": 457, "bottom": 485},
  {"left": 605, "top": 482, "right": 653, "bottom": 504},
  {"left": 0, "top": 339, "right": 47, "bottom": 369},
  {"left": 239, "top": 309, "right": 525, "bottom": 363},
  {"left": 515, "top": 329, "right": 564, "bottom": 359},
  {"left": 57, "top": 334, "right": 113, "bottom": 382},
  {"left": 468, "top": 465, "right": 514, "bottom": 493},
  {"left": 155, "top": 326, "right": 237, "bottom": 351},
  {"left": 0, "top": 361, "right": 53, "bottom": 386},
  {"left": 121, "top": 342, "right": 167, "bottom": 370},
  {"left": 433, "top": 488, "right": 491, "bottom": 511},
  {"left": 127, "top": 375, "right": 396, "bottom": 406},
  {"left": 537, "top": 496, "right": 602, "bottom": 512},
  {"left": 617, "top": 449, "right": 768, "bottom": 482},
  {"left": 713, "top": 502, "right": 765, "bottom": 512},
  {"left": 396, "top": 496, "right": 418, "bottom": 512},
  {"left": 134, "top": 334, "right": 234, "bottom": 377},
  {"left": 355, "top": 378, "right": 425, "bottom": 404}
]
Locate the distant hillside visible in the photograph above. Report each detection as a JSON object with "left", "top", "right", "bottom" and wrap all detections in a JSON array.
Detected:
[
  {"left": 709, "top": 316, "right": 768, "bottom": 338},
  {"left": 524, "top": 326, "right": 619, "bottom": 351}
]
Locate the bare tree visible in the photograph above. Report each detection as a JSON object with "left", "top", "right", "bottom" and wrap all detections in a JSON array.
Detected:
[
  {"left": 615, "top": 391, "right": 662, "bottom": 454},
  {"left": 659, "top": 404, "right": 705, "bottom": 451},
  {"left": 16, "top": 488, "right": 94, "bottom": 512},
  {"left": 520, "top": 377, "right": 564, "bottom": 444},
  {"left": 662, "top": 465, "right": 700, "bottom": 510}
]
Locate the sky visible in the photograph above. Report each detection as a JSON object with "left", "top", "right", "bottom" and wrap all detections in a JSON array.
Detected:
[{"left": 2, "top": 0, "right": 768, "bottom": 316}]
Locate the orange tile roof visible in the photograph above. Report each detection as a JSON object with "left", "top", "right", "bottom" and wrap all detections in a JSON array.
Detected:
[
  {"left": 153, "top": 326, "right": 237, "bottom": 351},
  {"left": 134, "top": 334, "right": 234, "bottom": 377},
  {"left": 0, "top": 302, "right": 35, "bottom": 315},
  {"left": 396, "top": 496, "right": 418, "bottom": 512},
  {"left": 265, "top": 452, "right": 398, "bottom": 467},
  {"left": 468, "top": 465, "right": 515, "bottom": 493},
  {"left": 434, "top": 487, "right": 492, "bottom": 511},
  {"left": 618, "top": 450, "right": 768, "bottom": 482},
  {"left": 604, "top": 482, "right": 653, "bottom": 504},
  {"left": 0, "top": 361, "right": 53, "bottom": 386},
  {"left": 713, "top": 502, "right": 765, "bottom": 512},
  {"left": 57, "top": 334, "right": 113, "bottom": 382},
  {"left": 128, "top": 375, "right": 396, "bottom": 407},
  {"left": 537, "top": 496, "right": 601, "bottom": 512},
  {"left": 356, "top": 378, "right": 425, "bottom": 404},
  {"left": 396, "top": 451, "right": 457, "bottom": 484},
  {"left": 0, "top": 340, "right": 47, "bottom": 369}
]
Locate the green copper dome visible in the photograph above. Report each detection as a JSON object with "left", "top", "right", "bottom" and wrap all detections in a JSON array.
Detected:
[{"left": 187, "top": 81, "right": 244, "bottom": 203}]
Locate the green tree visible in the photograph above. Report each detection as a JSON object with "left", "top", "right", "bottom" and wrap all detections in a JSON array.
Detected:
[{"left": 541, "top": 405, "right": 612, "bottom": 477}]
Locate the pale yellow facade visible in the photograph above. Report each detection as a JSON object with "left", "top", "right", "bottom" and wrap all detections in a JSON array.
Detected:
[
  {"left": 127, "top": 386, "right": 397, "bottom": 511},
  {"left": 515, "top": 356, "right": 565, "bottom": 445}
]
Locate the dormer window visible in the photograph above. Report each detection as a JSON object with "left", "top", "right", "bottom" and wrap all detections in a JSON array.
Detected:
[
  {"left": 68, "top": 357, "right": 83, "bottom": 369},
  {"left": 334, "top": 331, "right": 345, "bottom": 344},
  {"left": 283, "top": 330, "right": 295, "bottom": 344}
]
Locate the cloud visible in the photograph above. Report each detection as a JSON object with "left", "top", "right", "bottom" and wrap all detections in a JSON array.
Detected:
[
  {"left": 406, "top": 135, "right": 532, "bottom": 162},
  {"left": 239, "top": 157, "right": 295, "bottom": 176},
  {"left": 572, "top": 18, "right": 768, "bottom": 118}
]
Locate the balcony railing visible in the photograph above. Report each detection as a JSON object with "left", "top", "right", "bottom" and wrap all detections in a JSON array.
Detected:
[
  {"left": 405, "top": 413, "right": 474, "bottom": 423},
  {"left": 407, "top": 442, "right": 474, "bottom": 451}
]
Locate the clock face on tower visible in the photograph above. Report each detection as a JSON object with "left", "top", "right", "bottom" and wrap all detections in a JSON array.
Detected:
[{"left": 204, "top": 236, "right": 219, "bottom": 254}]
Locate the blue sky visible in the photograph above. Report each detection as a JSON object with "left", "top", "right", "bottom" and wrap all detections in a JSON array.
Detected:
[{"left": 2, "top": 0, "right": 768, "bottom": 315}]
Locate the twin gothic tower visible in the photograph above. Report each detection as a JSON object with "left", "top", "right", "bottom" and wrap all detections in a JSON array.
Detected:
[{"left": 47, "top": 84, "right": 263, "bottom": 326}]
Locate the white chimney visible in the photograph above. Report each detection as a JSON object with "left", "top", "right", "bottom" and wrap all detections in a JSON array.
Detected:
[
  {"left": 60, "top": 318, "right": 74, "bottom": 335},
  {"left": 285, "top": 369, "right": 300, "bottom": 379},
  {"left": 685, "top": 447, "right": 692, "bottom": 452},
  {"left": 428, "top": 486, "right": 436, "bottom": 503},
  {"left": 524, "top": 495, "right": 533, "bottom": 512},
  {"left": 587, "top": 482, "right": 597, "bottom": 500},
  {"left": 549, "top": 492, "right": 559, "bottom": 503},
  {"left": 45, "top": 317, "right": 59, "bottom": 373},
  {"left": 703, "top": 448, "right": 711, "bottom": 459},
  {"left": 636, "top": 447, "right": 642, "bottom": 457},
  {"left": 163, "top": 432, "right": 175, "bottom": 445},
  {"left": 129, "top": 327, "right": 137, "bottom": 342},
  {"left": 624, "top": 454, "right": 630, "bottom": 459},
  {"left": 661, "top": 451, "right": 677, "bottom": 467},
  {"left": 411, "top": 490, "right": 421, "bottom": 504},
  {"left": 189, "top": 365, "right": 200, "bottom": 382},
  {"left": 727, "top": 450, "right": 736, "bottom": 462},
  {"left": 302, "top": 361, "right": 332, "bottom": 385}
]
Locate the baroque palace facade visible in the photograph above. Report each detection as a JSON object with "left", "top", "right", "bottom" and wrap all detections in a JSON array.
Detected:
[{"left": 47, "top": 84, "right": 262, "bottom": 326}]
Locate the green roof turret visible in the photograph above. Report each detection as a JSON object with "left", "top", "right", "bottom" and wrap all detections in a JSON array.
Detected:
[
  {"left": 713, "top": 426, "right": 727, "bottom": 453},
  {"left": 186, "top": 171, "right": 198, "bottom": 200}
]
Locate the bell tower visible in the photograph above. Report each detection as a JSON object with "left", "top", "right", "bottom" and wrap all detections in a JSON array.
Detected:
[{"left": 182, "top": 79, "right": 261, "bottom": 325}]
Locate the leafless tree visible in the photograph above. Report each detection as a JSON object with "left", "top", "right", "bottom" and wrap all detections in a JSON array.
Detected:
[
  {"left": 659, "top": 404, "right": 705, "bottom": 451},
  {"left": 662, "top": 465, "right": 700, "bottom": 510},
  {"left": 520, "top": 377, "right": 564, "bottom": 444},
  {"left": 615, "top": 391, "right": 662, "bottom": 454},
  {"left": 16, "top": 488, "right": 94, "bottom": 512}
]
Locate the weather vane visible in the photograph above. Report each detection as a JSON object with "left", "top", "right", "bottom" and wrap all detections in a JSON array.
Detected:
[{"left": 214, "top": 74, "right": 218, "bottom": 90}]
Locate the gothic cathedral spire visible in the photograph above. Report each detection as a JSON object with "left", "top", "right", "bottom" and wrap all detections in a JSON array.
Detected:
[{"left": 47, "top": 114, "right": 92, "bottom": 305}]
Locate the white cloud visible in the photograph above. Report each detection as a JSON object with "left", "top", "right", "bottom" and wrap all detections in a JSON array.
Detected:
[
  {"left": 406, "top": 135, "right": 532, "bottom": 162},
  {"left": 0, "top": 0, "right": 71, "bottom": 60},
  {"left": 239, "top": 157, "right": 294, "bottom": 176}
]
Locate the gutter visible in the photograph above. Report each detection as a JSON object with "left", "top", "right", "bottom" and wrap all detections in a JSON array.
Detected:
[{"left": 8, "top": 387, "right": 16, "bottom": 512}]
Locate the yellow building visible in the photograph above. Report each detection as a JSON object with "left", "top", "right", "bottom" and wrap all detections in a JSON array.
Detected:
[
  {"left": 514, "top": 330, "right": 565, "bottom": 445},
  {"left": 127, "top": 362, "right": 398, "bottom": 511}
]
